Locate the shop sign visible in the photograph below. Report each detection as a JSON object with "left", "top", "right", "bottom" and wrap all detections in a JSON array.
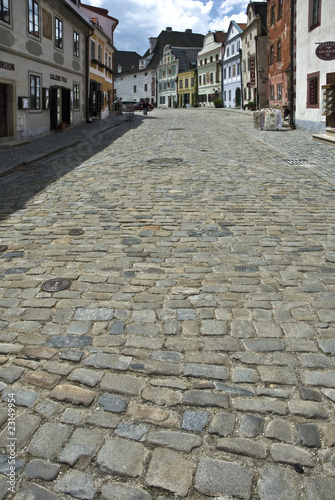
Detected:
[
  {"left": 250, "top": 56, "right": 255, "bottom": 86},
  {"left": 315, "top": 41, "right": 335, "bottom": 61},
  {"left": 0, "top": 60, "right": 15, "bottom": 71},
  {"left": 50, "top": 73, "right": 68, "bottom": 83}
]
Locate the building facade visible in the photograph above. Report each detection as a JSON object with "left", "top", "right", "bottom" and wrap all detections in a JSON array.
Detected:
[
  {"left": 241, "top": 2, "right": 268, "bottom": 109},
  {"left": 222, "top": 22, "right": 245, "bottom": 108},
  {"left": 114, "top": 51, "right": 155, "bottom": 104},
  {"left": 80, "top": 3, "right": 118, "bottom": 120},
  {"left": 0, "top": 0, "right": 91, "bottom": 139},
  {"left": 177, "top": 68, "right": 197, "bottom": 107},
  {"left": 197, "top": 31, "right": 226, "bottom": 107},
  {"left": 295, "top": 0, "right": 335, "bottom": 133},
  {"left": 266, "top": 0, "right": 292, "bottom": 112}
]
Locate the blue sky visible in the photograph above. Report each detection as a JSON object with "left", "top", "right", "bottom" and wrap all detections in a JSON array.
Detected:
[{"left": 84, "top": 0, "right": 264, "bottom": 55}]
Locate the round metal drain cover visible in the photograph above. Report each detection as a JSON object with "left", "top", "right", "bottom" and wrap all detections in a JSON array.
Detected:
[
  {"left": 146, "top": 158, "right": 183, "bottom": 165},
  {"left": 0, "top": 245, "right": 8, "bottom": 252},
  {"left": 41, "top": 278, "right": 71, "bottom": 292},
  {"left": 69, "top": 229, "right": 84, "bottom": 236}
]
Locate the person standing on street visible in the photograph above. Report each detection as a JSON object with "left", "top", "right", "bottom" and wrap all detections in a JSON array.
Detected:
[{"left": 143, "top": 99, "right": 149, "bottom": 115}]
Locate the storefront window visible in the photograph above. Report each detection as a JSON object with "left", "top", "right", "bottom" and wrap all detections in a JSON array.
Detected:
[
  {"left": 0, "top": 0, "right": 10, "bottom": 24},
  {"left": 73, "top": 83, "right": 80, "bottom": 109},
  {"left": 30, "top": 74, "right": 41, "bottom": 110},
  {"left": 28, "top": 0, "right": 39, "bottom": 37}
]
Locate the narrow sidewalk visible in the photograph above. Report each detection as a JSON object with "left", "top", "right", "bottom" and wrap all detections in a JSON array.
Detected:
[{"left": 0, "top": 114, "right": 130, "bottom": 178}]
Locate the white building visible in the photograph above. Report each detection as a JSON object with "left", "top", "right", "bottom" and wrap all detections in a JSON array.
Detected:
[
  {"left": 197, "top": 31, "right": 226, "bottom": 107},
  {"left": 0, "top": 0, "right": 91, "bottom": 139},
  {"left": 114, "top": 51, "right": 155, "bottom": 104},
  {"left": 222, "top": 21, "right": 245, "bottom": 108},
  {"left": 295, "top": 0, "right": 335, "bottom": 133}
]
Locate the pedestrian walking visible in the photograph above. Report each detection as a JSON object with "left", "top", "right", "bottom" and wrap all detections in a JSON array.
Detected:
[{"left": 142, "top": 99, "right": 149, "bottom": 115}]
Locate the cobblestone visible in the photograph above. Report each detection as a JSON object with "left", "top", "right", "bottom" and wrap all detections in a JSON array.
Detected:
[{"left": 1, "top": 108, "right": 335, "bottom": 498}]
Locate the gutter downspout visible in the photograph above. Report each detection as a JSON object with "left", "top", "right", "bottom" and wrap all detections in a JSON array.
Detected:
[
  {"left": 289, "top": 0, "right": 296, "bottom": 129},
  {"left": 239, "top": 48, "right": 243, "bottom": 109},
  {"left": 86, "top": 27, "right": 94, "bottom": 123}
]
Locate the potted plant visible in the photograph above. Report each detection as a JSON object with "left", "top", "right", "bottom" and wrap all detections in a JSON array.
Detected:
[{"left": 245, "top": 101, "right": 256, "bottom": 111}]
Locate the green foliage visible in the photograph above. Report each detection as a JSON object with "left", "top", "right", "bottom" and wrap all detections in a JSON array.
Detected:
[{"left": 214, "top": 98, "right": 224, "bottom": 108}]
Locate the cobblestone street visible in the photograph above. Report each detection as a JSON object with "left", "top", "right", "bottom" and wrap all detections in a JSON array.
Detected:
[{"left": 0, "top": 108, "right": 335, "bottom": 499}]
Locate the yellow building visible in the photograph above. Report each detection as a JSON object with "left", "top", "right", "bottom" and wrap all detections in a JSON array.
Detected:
[
  {"left": 177, "top": 69, "right": 197, "bottom": 107},
  {"left": 88, "top": 27, "right": 114, "bottom": 119},
  {"left": 80, "top": 4, "right": 118, "bottom": 120}
]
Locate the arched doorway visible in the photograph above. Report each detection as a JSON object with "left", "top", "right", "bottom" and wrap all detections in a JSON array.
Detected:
[{"left": 235, "top": 87, "right": 241, "bottom": 108}]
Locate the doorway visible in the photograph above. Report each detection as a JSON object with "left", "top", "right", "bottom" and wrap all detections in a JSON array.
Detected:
[
  {"left": 235, "top": 88, "right": 241, "bottom": 108},
  {"left": 0, "top": 84, "right": 8, "bottom": 137}
]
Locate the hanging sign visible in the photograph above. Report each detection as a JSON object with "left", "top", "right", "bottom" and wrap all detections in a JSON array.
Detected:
[
  {"left": 250, "top": 56, "right": 255, "bottom": 86},
  {"left": 315, "top": 41, "right": 335, "bottom": 61}
]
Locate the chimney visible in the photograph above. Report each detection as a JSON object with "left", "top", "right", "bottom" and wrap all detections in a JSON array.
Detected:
[
  {"left": 149, "top": 37, "right": 157, "bottom": 53},
  {"left": 185, "top": 29, "right": 192, "bottom": 33},
  {"left": 166, "top": 27, "right": 172, "bottom": 32}
]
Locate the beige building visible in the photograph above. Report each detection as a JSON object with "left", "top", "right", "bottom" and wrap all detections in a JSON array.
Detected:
[{"left": 0, "top": 0, "right": 91, "bottom": 139}]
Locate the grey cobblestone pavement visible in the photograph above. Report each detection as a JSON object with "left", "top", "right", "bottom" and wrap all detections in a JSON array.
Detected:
[{"left": 0, "top": 108, "right": 335, "bottom": 499}]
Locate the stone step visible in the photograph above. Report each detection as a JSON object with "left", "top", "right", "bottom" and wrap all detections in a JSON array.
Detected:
[
  {"left": 312, "top": 131, "right": 335, "bottom": 147},
  {"left": 326, "top": 128, "right": 335, "bottom": 137}
]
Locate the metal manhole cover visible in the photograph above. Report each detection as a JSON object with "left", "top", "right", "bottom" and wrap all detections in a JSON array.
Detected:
[
  {"left": 41, "top": 278, "right": 71, "bottom": 292},
  {"left": 146, "top": 158, "right": 183, "bottom": 165},
  {"left": 283, "top": 159, "right": 314, "bottom": 166},
  {"left": 0, "top": 245, "right": 8, "bottom": 252},
  {"left": 69, "top": 229, "right": 85, "bottom": 236}
]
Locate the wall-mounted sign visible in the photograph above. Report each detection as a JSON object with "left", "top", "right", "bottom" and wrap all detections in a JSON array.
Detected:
[
  {"left": 316, "top": 41, "right": 335, "bottom": 61},
  {"left": 0, "top": 60, "right": 15, "bottom": 71},
  {"left": 50, "top": 74, "right": 68, "bottom": 83},
  {"left": 250, "top": 56, "right": 255, "bottom": 86}
]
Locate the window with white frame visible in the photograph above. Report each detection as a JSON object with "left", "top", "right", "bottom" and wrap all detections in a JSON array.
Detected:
[
  {"left": 28, "top": 0, "right": 39, "bottom": 37},
  {"left": 29, "top": 73, "right": 41, "bottom": 109},
  {"left": 73, "top": 31, "right": 79, "bottom": 58},
  {"left": 73, "top": 83, "right": 80, "bottom": 109},
  {"left": 0, "top": 0, "right": 10, "bottom": 23},
  {"left": 277, "top": 83, "right": 282, "bottom": 100},
  {"left": 55, "top": 17, "right": 63, "bottom": 49}
]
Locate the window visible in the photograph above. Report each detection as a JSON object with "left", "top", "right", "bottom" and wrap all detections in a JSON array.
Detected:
[
  {"left": 270, "top": 45, "right": 274, "bottom": 65},
  {"left": 28, "top": 0, "right": 39, "bottom": 37},
  {"left": 0, "top": 0, "right": 10, "bottom": 23},
  {"left": 224, "top": 91, "right": 226, "bottom": 101},
  {"left": 232, "top": 65, "right": 236, "bottom": 77},
  {"left": 229, "top": 90, "right": 231, "bottom": 101},
  {"left": 55, "top": 17, "right": 63, "bottom": 49},
  {"left": 277, "top": 83, "right": 282, "bottom": 100},
  {"left": 277, "top": 39, "right": 281, "bottom": 61},
  {"left": 307, "top": 72, "right": 319, "bottom": 107},
  {"left": 237, "top": 41, "right": 240, "bottom": 51},
  {"left": 237, "top": 63, "right": 240, "bottom": 76},
  {"left": 247, "top": 58, "right": 250, "bottom": 71},
  {"left": 98, "top": 45, "right": 103, "bottom": 63},
  {"left": 179, "top": 79, "right": 183, "bottom": 88},
  {"left": 270, "top": 85, "right": 274, "bottom": 100},
  {"left": 108, "top": 55, "right": 111, "bottom": 69},
  {"left": 191, "top": 77, "right": 194, "bottom": 86},
  {"left": 210, "top": 72, "right": 213, "bottom": 83},
  {"left": 185, "top": 78, "right": 189, "bottom": 88},
  {"left": 278, "top": 0, "right": 283, "bottom": 19},
  {"left": 73, "top": 83, "right": 80, "bottom": 109},
  {"left": 91, "top": 39, "right": 95, "bottom": 59},
  {"left": 228, "top": 67, "right": 231, "bottom": 78},
  {"left": 30, "top": 74, "right": 41, "bottom": 110},
  {"left": 105, "top": 52, "right": 107, "bottom": 67},
  {"left": 309, "top": 0, "right": 320, "bottom": 29},
  {"left": 271, "top": 4, "right": 275, "bottom": 25},
  {"left": 232, "top": 44, "right": 234, "bottom": 55},
  {"left": 226, "top": 47, "right": 229, "bottom": 57},
  {"left": 223, "top": 68, "right": 227, "bottom": 79},
  {"left": 144, "top": 83, "right": 147, "bottom": 91},
  {"left": 73, "top": 31, "right": 79, "bottom": 57},
  {"left": 134, "top": 85, "right": 136, "bottom": 93},
  {"left": 199, "top": 75, "right": 202, "bottom": 85}
]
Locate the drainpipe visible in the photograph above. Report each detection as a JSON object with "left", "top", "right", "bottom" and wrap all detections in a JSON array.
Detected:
[
  {"left": 289, "top": 0, "right": 296, "bottom": 129},
  {"left": 239, "top": 48, "right": 243, "bottom": 109},
  {"left": 86, "top": 27, "right": 94, "bottom": 123},
  {"left": 255, "top": 35, "right": 259, "bottom": 109}
]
